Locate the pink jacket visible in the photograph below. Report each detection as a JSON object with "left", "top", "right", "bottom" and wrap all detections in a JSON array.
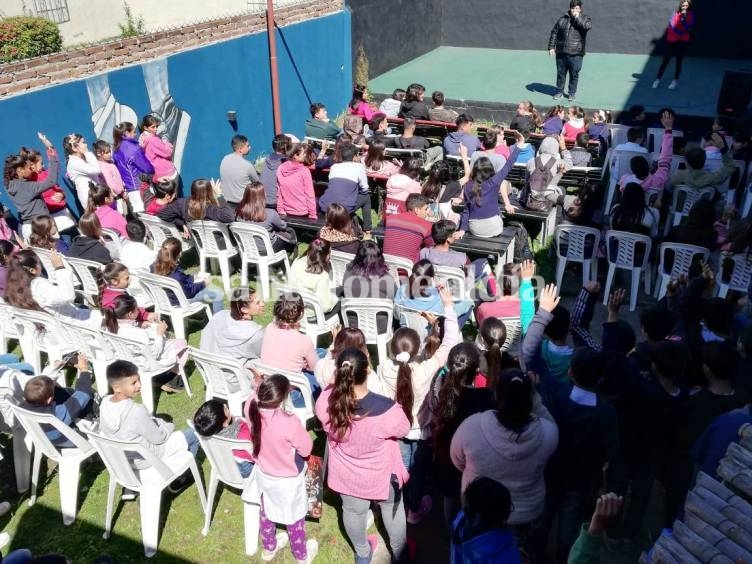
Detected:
[
  {"left": 95, "top": 205, "right": 128, "bottom": 238},
  {"left": 252, "top": 407, "right": 312, "bottom": 477},
  {"left": 99, "top": 161, "right": 125, "bottom": 196},
  {"left": 619, "top": 130, "right": 673, "bottom": 195},
  {"left": 276, "top": 161, "right": 317, "bottom": 219},
  {"left": 349, "top": 101, "right": 376, "bottom": 123},
  {"left": 315, "top": 387, "right": 410, "bottom": 500},
  {"left": 139, "top": 132, "right": 176, "bottom": 181},
  {"left": 259, "top": 322, "right": 319, "bottom": 373}
]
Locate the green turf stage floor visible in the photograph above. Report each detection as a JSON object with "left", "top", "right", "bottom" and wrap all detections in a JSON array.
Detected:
[{"left": 369, "top": 46, "right": 752, "bottom": 117}]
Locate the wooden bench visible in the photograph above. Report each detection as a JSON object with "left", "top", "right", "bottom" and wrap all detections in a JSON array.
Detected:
[{"left": 386, "top": 117, "right": 457, "bottom": 143}]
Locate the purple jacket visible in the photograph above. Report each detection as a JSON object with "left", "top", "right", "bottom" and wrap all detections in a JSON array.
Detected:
[{"left": 113, "top": 138, "right": 154, "bottom": 191}]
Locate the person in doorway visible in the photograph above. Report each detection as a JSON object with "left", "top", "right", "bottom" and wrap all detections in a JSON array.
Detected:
[
  {"left": 548, "top": 0, "right": 592, "bottom": 102},
  {"left": 653, "top": 1, "right": 694, "bottom": 90}
]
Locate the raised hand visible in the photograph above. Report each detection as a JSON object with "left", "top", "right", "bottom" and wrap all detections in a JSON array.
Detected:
[
  {"left": 660, "top": 110, "right": 674, "bottom": 131},
  {"left": 584, "top": 281, "right": 601, "bottom": 294},
  {"left": 37, "top": 132, "right": 53, "bottom": 148},
  {"left": 588, "top": 493, "right": 624, "bottom": 535},
  {"left": 438, "top": 285, "right": 455, "bottom": 307},
  {"left": 539, "top": 283, "right": 560, "bottom": 313},
  {"left": 520, "top": 259, "right": 536, "bottom": 280}
]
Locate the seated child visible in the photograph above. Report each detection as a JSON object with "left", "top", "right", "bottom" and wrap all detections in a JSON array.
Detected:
[
  {"left": 562, "top": 106, "right": 586, "bottom": 141},
  {"left": 473, "top": 317, "right": 521, "bottom": 389},
  {"left": 98, "top": 261, "right": 156, "bottom": 324},
  {"left": 193, "top": 399, "right": 254, "bottom": 478},
  {"left": 121, "top": 220, "right": 157, "bottom": 273},
  {"left": 451, "top": 477, "right": 522, "bottom": 564},
  {"left": 22, "top": 353, "right": 93, "bottom": 447},
  {"left": 143, "top": 178, "right": 178, "bottom": 216},
  {"left": 379, "top": 88, "right": 405, "bottom": 118},
  {"left": 570, "top": 133, "right": 593, "bottom": 167},
  {"left": 99, "top": 360, "right": 198, "bottom": 492}
]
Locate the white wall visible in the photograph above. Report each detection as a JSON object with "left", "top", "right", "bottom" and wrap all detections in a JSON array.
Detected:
[{"left": 0, "top": 0, "right": 306, "bottom": 46}]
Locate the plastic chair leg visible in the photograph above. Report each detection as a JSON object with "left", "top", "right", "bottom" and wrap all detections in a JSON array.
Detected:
[
  {"left": 103, "top": 477, "right": 117, "bottom": 539},
  {"left": 555, "top": 258, "right": 567, "bottom": 290},
  {"left": 244, "top": 501, "right": 260, "bottom": 556},
  {"left": 141, "top": 375, "right": 155, "bottom": 415},
  {"left": 218, "top": 254, "right": 232, "bottom": 294},
  {"left": 58, "top": 457, "right": 83, "bottom": 525},
  {"left": 602, "top": 264, "right": 616, "bottom": 306},
  {"left": 258, "top": 262, "right": 271, "bottom": 301},
  {"left": 376, "top": 335, "right": 387, "bottom": 367},
  {"left": 139, "top": 486, "right": 163, "bottom": 558},
  {"left": 582, "top": 259, "right": 592, "bottom": 287},
  {"left": 29, "top": 450, "right": 41, "bottom": 506},
  {"left": 629, "top": 269, "right": 641, "bottom": 311},
  {"left": 202, "top": 472, "right": 218, "bottom": 536},
  {"left": 13, "top": 427, "right": 30, "bottom": 493},
  {"left": 171, "top": 314, "right": 186, "bottom": 341},
  {"left": 188, "top": 458, "right": 207, "bottom": 512}
]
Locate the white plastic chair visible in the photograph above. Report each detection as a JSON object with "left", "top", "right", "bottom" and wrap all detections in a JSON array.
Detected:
[
  {"left": 63, "top": 256, "right": 103, "bottom": 307},
  {"left": 101, "top": 228, "right": 123, "bottom": 258},
  {"left": 188, "top": 220, "right": 240, "bottom": 294},
  {"left": 136, "top": 272, "right": 212, "bottom": 340},
  {"left": 607, "top": 124, "right": 630, "bottom": 148},
  {"left": 718, "top": 253, "right": 752, "bottom": 298},
  {"left": 340, "top": 298, "right": 395, "bottom": 364},
  {"left": 554, "top": 225, "right": 602, "bottom": 290},
  {"left": 100, "top": 330, "right": 191, "bottom": 414},
  {"left": 275, "top": 283, "right": 340, "bottom": 347},
  {"left": 0, "top": 299, "right": 22, "bottom": 355},
  {"left": 229, "top": 222, "right": 291, "bottom": 301},
  {"left": 136, "top": 212, "right": 194, "bottom": 252},
  {"left": 8, "top": 398, "right": 96, "bottom": 525},
  {"left": 604, "top": 150, "right": 653, "bottom": 214},
  {"left": 670, "top": 155, "right": 687, "bottom": 176},
  {"left": 188, "top": 419, "right": 259, "bottom": 555},
  {"left": 654, "top": 243, "right": 710, "bottom": 300},
  {"left": 666, "top": 186, "right": 715, "bottom": 233},
  {"left": 717, "top": 159, "right": 747, "bottom": 204},
  {"left": 741, "top": 182, "right": 752, "bottom": 219},
  {"left": 187, "top": 347, "right": 253, "bottom": 417},
  {"left": 499, "top": 316, "right": 523, "bottom": 352},
  {"left": 78, "top": 420, "right": 206, "bottom": 558},
  {"left": 30, "top": 247, "right": 62, "bottom": 284},
  {"left": 602, "top": 230, "right": 653, "bottom": 311},
  {"left": 383, "top": 253, "right": 413, "bottom": 286},
  {"left": 646, "top": 127, "right": 683, "bottom": 158},
  {"left": 9, "top": 307, "right": 78, "bottom": 378},
  {"left": 433, "top": 265, "right": 470, "bottom": 301},
  {"left": 394, "top": 304, "right": 430, "bottom": 343},
  {"left": 58, "top": 319, "right": 115, "bottom": 394},
  {"left": 0, "top": 381, "right": 33, "bottom": 494},
  {"left": 250, "top": 361, "right": 315, "bottom": 426},
  {"left": 330, "top": 250, "right": 354, "bottom": 287}
]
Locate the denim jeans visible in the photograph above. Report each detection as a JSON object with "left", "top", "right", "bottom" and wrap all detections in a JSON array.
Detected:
[
  {"left": 0, "top": 353, "right": 34, "bottom": 374},
  {"left": 291, "top": 347, "right": 326, "bottom": 408},
  {"left": 237, "top": 460, "right": 254, "bottom": 478},
  {"left": 189, "top": 287, "right": 224, "bottom": 313},
  {"left": 555, "top": 54, "right": 583, "bottom": 96},
  {"left": 182, "top": 428, "right": 199, "bottom": 457}
]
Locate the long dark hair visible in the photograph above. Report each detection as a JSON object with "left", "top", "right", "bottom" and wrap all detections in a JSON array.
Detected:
[
  {"left": 113, "top": 122, "right": 136, "bottom": 151},
  {"left": 348, "top": 240, "right": 389, "bottom": 278},
  {"left": 331, "top": 328, "right": 368, "bottom": 359},
  {"left": 78, "top": 212, "right": 103, "bottom": 239},
  {"left": 304, "top": 238, "right": 331, "bottom": 275},
  {"left": 29, "top": 215, "right": 58, "bottom": 250},
  {"left": 245, "top": 374, "right": 291, "bottom": 456},
  {"left": 364, "top": 140, "right": 387, "bottom": 171},
  {"left": 349, "top": 83, "right": 367, "bottom": 110},
  {"left": 0, "top": 240, "right": 14, "bottom": 268},
  {"left": 433, "top": 343, "right": 480, "bottom": 440},
  {"left": 495, "top": 369, "right": 534, "bottom": 434},
  {"left": 611, "top": 182, "right": 648, "bottom": 231},
  {"left": 101, "top": 293, "right": 138, "bottom": 333},
  {"left": 469, "top": 157, "right": 496, "bottom": 205},
  {"left": 323, "top": 203, "right": 356, "bottom": 237},
  {"left": 235, "top": 181, "right": 267, "bottom": 223},
  {"left": 153, "top": 237, "right": 182, "bottom": 276},
  {"left": 422, "top": 160, "right": 451, "bottom": 201},
  {"left": 188, "top": 179, "right": 218, "bottom": 221},
  {"left": 3, "top": 154, "right": 26, "bottom": 186},
  {"left": 97, "top": 261, "right": 128, "bottom": 308},
  {"left": 407, "top": 259, "right": 434, "bottom": 299},
  {"left": 86, "top": 182, "right": 112, "bottom": 213},
  {"left": 5, "top": 250, "right": 44, "bottom": 311},
  {"left": 390, "top": 327, "right": 421, "bottom": 424},
  {"left": 480, "top": 318, "right": 508, "bottom": 391},
  {"left": 327, "top": 347, "right": 370, "bottom": 442}
]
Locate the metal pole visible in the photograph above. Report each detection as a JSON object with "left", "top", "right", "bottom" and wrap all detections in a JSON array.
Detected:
[{"left": 267, "top": 0, "right": 282, "bottom": 135}]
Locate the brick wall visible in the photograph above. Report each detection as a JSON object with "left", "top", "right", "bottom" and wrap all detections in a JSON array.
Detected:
[{"left": 0, "top": 0, "right": 342, "bottom": 97}]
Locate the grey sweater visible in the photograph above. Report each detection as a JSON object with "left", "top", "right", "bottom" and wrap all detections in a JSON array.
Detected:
[{"left": 7, "top": 151, "right": 60, "bottom": 222}]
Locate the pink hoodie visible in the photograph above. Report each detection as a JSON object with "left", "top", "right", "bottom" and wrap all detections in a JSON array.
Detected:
[
  {"left": 619, "top": 130, "right": 673, "bottom": 197},
  {"left": 276, "top": 160, "right": 317, "bottom": 219},
  {"left": 139, "top": 132, "right": 176, "bottom": 181}
]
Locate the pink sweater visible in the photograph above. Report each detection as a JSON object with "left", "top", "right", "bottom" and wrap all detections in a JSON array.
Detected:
[
  {"left": 276, "top": 161, "right": 317, "bottom": 219},
  {"left": 619, "top": 130, "right": 673, "bottom": 195},
  {"left": 95, "top": 205, "right": 128, "bottom": 238},
  {"left": 315, "top": 387, "right": 410, "bottom": 500},
  {"left": 99, "top": 161, "right": 125, "bottom": 196},
  {"left": 253, "top": 407, "right": 312, "bottom": 477},
  {"left": 259, "top": 323, "right": 319, "bottom": 373},
  {"left": 139, "top": 132, "right": 176, "bottom": 181}
]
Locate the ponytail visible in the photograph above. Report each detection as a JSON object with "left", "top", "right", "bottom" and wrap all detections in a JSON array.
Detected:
[
  {"left": 495, "top": 369, "right": 533, "bottom": 434},
  {"left": 154, "top": 237, "right": 181, "bottom": 276},
  {"left": 422, "top": 317, "right": 442, "bottom": 359},
  {"left": 101, "top": 307, "right": 119, "bottom": 334},
  {"left": 99, "top": 262, "right": 128, "bottom": 307},
  {"left": 245, "top": 398, "right": 263, "bottom": 457},
  {"left": 244, "top": 374, "right": 290, "bottom": 456},
  {"left": 101, "top": 294, "right": 138, "bottom": 334},
  {"left": 485, "top": 343, "right": 502, "bottom": 391},
  {"left": 86, "top": 182, "right": 111, "bottom": 213},
  {"left": 328, "top": 347, "right": 369, "bottom": 442},
  {"left": 390, "top": 327, "right": 420, "bottom": 425},
  {"left": 433, "top": 343, "right": 479, "bottom": 442}
]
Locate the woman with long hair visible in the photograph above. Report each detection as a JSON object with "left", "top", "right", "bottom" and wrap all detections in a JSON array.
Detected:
[
  {"left": 610, "top": 182, "right": 659, "bottom": 238},
  {"left": 63, "top": 132, "right": 104, "bottom": 211},
  {"left": 87, "top": 182, "right": 128, "bottom": 238},
  {"left": 29, "top": 215, "right": 69, "bottom": 254},
  {"left": 372, "top": 286, "right": 459, "bottom": 524},
  {"left": 348, "top": 83, "right": 377, "bottom": 122},
  {"left": 235, "top": 181, "right": 297, "bottom": 253},
  {"left": 510, "top": 101, "right": 542, "bottom": 134},
  {"left": 653, "top": 0, "right": 694, "bottom": 90},
  {"left": 5, "top": 248, "right": 102, "bottom": 329},
  {"left": 315, "top": 347, "right": 410, "bottom": 563},
  {"left": 318, "top": 203, "right": 362, "bottom": 254},
  {"left": 364, "top": 140, "right": 400, "bottom": 177},
  {"left": 289, "top": 238, "right": 338, "bottom": 315},
  {"left": 431, "top": 343, "right": 494, "bottom": 528}
]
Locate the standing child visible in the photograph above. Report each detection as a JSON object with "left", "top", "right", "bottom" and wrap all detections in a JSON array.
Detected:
[
  {"left": 245, "top": 375, "right": 318, "bottom": 563},
  {"left": 139, "top": 115, "right": 178, "bottom": 183},
  {"left": 113, "top": 121, "right": 154, "bottom": 212},
  {"left": 63, "top": 133, "right": 104, "bottom": 211},
  {"left": 93, "top": 140, "right": 125, "bottom": 203},
  {"left": 193, "top": 399, "right": 254, "bottom": 478},
  {"left": 315, "top": 347, "right": 411, "bottom": 564}
]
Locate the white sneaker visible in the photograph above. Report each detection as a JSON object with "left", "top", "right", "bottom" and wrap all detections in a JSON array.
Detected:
[
  {"left": 0, "top": 501, "right": 11, "bottom": 517},
  {"left": 296, "top": 538, "right": 319, "bottom": 564},
  {"left": 0, "top": 532, "right": 10, "bottom": 551},
  {"left": 668, "top": 80, "right": 678, "bottom": 90},
  {"left": 261, "top": 531, "right": 289, "bottom": 561},
  {"left": 652, "top": 79, "right": 660, "bottom": 89}
]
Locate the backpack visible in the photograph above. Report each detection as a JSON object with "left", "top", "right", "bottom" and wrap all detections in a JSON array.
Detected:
[{"left": 520, "top": 156, "right": 558, "bottom": 211}]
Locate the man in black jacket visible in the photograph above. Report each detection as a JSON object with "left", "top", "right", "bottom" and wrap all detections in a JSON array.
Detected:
[{"left": 548, "top": 0, "right": 592, "bottom": 102}]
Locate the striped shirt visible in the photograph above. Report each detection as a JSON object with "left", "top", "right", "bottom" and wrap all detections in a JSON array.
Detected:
[{"left": 382, "top": 212, "right": 433, "bottom": 262}]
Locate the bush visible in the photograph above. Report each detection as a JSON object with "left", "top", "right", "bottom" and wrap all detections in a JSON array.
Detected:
[{"left": 0, "top": 16, "right": 62, "bottom": 63}]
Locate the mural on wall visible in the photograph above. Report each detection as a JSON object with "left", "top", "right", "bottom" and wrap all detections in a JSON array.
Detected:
[{"left": 85, "top": 58, "right": 191, "bottom": 173}]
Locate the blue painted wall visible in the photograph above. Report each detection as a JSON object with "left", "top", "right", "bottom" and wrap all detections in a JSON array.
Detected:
[{"left": 0, "top": 10, "right": 351, "bottom": 213}]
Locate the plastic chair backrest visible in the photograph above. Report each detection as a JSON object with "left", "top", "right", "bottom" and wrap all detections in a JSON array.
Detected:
[
  {"left": 610, "top": 150, "right": 653, "bottom": 180},
  {"left": 672, "top": 185, "right": 715, "bottom": 217},
  {"left": 137, "top": 272, "right": 191, "bottom": 311},
  {"left": 188, "top": 420, "right": 247, "bottom": 489},
  {"left": 136, "top": 213, "right": 192, "bottom": 252},
  {"left": 250, "top": 361, "right": 314, "bottom": 424},
  {"left": 101, "top": 228, "right": 123, "bottom": 255},
  {"left": 9, "top": 398, "right": 92, "bottom": 460},
  {"left": 188, "top": 346, "right": 252, "bottom": 398},
  {"left": 10, "top": 306, "right": 77, "bottom": 349},
  {"left": 330, "top": 250, "right": 353, "bottom": 287},
  {"left": 499, "top": 316, "right": 522, "bottom": 352},
  {"left": 229, "top": 222, "right": 275, "bottom": 260},
  {"left": 383, "top": 253, "right": 413, "bottom": 284},
  {"left": 433, "top": 265, "right": 468, "bottom": 300},
  {"left": 657, "top": 243, "right": 709, "bottom": 279},
  {"left": 555, "top": 225, "right": 601, "bottom": 260},
  {"left": 721, "top": 253, "right": 752, "bottom": 293},
  {"left": 0, "top": 300, "right": 21, "bottom": 339},
  {"left": 78, "top": 420, "right": 173, "bottom": 489},
  {"left": 100, "top": 330, "right": 160, "bottom": 373},
  {"left": 607, "top": 124, "right": 630, "bottom": 148},
  {"left": 189, "top": 220, "right": 236, "bottom": 256},
  {"left": 274, "top": 283, "right": 327, "bottom": 338},
  {"left": 646, "top": 128, "right": 683, "bottom": 155},
  {"left": 30, "top": 247, "right": 60, "bottom": 282},
  {"left": 63, "top": 256, "right": 102, "bottom": 301},
  {"left": 340, "top": 298, "right": 394, "bottom": 341},
  {"left": 605, "top": 230, "right": 652, "bottom": 269}
]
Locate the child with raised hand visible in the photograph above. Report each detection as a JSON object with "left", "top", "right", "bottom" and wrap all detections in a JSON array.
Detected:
[
  {"left": 315, "top": 347, "right": 411, "bottom": 564},
  {"left": 193, "top": 399, "right": 254, "bottom": 477},
  {"left": 151, "top": 237, "right": 223, "bottom": 313},
  {"left": 93, "top": 140, "right": 125, "bottom": 203},
  {"left": 476, "top": 259, "right": 537, "bottom": 331},
  {"left": 63, "top": 133, "right": 104, "bottom": 210},
  {"left": 245, "top": 375, "right": 317, "bottom": 564},
  {"left": 22, "top": 352, "right": 93, "bottom": 447},
  {"left": 450, "top": 478, "right": 522, "bottom": 564},
  {"left": 99, "top": 360, "right": 198, "bottom": 494},
  {"left": 373, "top": 285, "right": 459, "bottom": 524}
]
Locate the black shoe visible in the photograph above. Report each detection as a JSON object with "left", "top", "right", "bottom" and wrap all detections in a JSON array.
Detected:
[
  {"left": 167, "top": 471, "right": 193, "bottom": 494},
  {"left": 160, "top": 375, "right": 185, "bottom": 394}
]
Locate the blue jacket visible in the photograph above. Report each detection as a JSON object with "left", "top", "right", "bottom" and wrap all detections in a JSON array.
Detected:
[
  {"left": 113, "top": 137, "right": 154, "bottom": 191},
  {"left": 451, "top": 512, "right": 522, "bottom": 564}
]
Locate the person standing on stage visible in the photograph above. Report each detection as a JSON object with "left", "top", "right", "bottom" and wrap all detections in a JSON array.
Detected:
[
  {"left": 652, "top": 0, "right": 694, "bottom": 90},
  {"left": 548, "top": 0, "right": 592, "bottom": 103}
]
